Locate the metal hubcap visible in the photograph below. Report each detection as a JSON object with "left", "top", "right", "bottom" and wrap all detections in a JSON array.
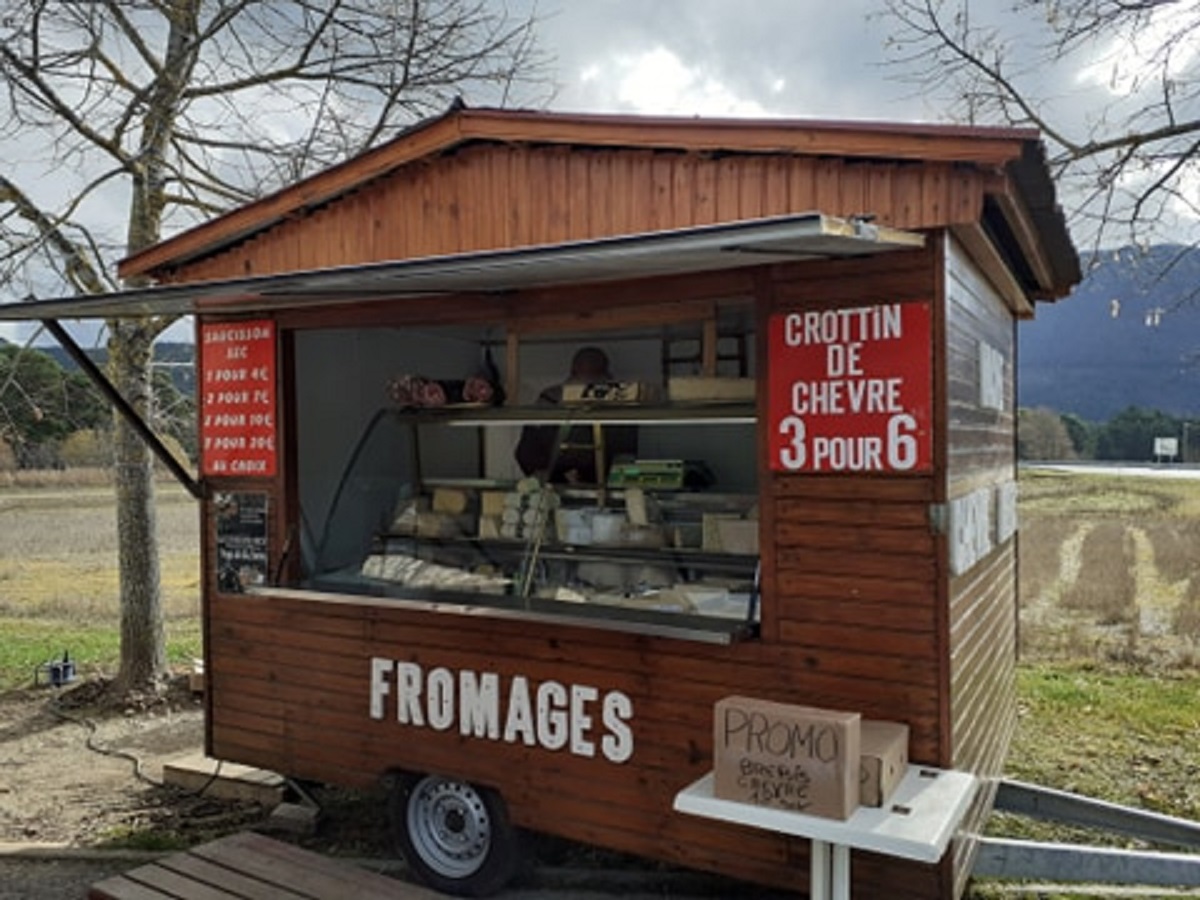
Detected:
[{"left": 407, "top": 776, "right": 492, "bottom": 878}]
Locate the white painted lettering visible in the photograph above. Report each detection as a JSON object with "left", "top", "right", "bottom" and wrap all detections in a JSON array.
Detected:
[
  {"left": 503, "top": 676, "right": 537, "bottom": 746},
  {"left": 426, "top": 667, "right": 455, "bottom": 730},
  {"left": 601, "top": 692, "right": 634, "bottom": 763},
  {"left": 569, "top": 684, "right": 598, "bottom": 758},
  {"left": 369, "top": 657, "right": 392, "bottom": 720},
  {"left": 459, "top": 670, "right": 500, "bottom": 739},
  {"left": 537, "top": 681, "right": 569, "bottom": 751},
  {"left": 372, "top": 661, "right": 634, "bottom": 764},
  {"left": 396, "top": 662, "right": 424, "bottom": 726}
]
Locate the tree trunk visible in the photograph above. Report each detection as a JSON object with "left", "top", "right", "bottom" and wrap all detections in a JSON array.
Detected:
[{"left": 109, "top": 319, "right": 167, "bottom": 693}]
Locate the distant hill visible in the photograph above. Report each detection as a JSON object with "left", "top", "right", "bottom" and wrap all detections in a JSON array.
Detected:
[
  {"left": 9, "top": 246, "right": 1199, "bottom": 424},
  {"left": 42, "top": 341, "right": 196, "bottom": 396},
  {"left": 1018, "top": 245, "right": 1200, "bottom": 421}
]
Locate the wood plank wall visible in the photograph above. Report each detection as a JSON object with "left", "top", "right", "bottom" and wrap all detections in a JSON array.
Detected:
[
  {"left": 171, "top": 143, "right": 986, "bottom": 282},
  {"left": 943, "top": 236, "right": 1020, "bottom": 898},
  {"left": 205, "top": 588, "right": 946, "bottom": 897},
  {"left": 194, "top": 241, "right": 1022, "bottom": 897},
  {"left": 199, "top": 246, "right": 963, "bottom": 895}
]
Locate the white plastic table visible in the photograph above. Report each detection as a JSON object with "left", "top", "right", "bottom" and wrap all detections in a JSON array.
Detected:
[{"left": 673, "top": 766, "right": 977, "bottom": 900}]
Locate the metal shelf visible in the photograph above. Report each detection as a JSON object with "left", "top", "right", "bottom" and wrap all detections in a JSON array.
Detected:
[
  {"left": 389, "top": 402, "right": 756, "bottom": 426},
  {"left": 377, "top": 533, "right": 759, "bottom": 576}
]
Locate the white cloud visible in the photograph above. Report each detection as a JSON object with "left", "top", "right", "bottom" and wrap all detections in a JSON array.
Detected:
[
  {"left": 1075, "top": 1, "right": 1199, "bottom": 97},
  {"left": 592, "top": 46, "right": 770, "bottom": 116}
]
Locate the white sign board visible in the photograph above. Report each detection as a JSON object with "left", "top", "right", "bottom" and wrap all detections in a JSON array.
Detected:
[{"left": 1154, "top": 437, "right": 1179, "bottom": 458}]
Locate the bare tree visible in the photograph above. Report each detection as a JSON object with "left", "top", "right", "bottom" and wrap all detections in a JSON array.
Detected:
[
  {"left": 0, "top": 0, "right": 547, "bottom": 694},
  {"left": 883, "top": 0, "right": 1199, "bottom": 265}
]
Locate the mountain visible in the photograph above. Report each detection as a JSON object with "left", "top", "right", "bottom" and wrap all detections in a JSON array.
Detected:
[
  {"left": 10, "top": 246, "right": 1199, "bottom": 423},
  {"left": 1018, "top": 245, "right": 1200, "bottom": 421},
  {"left": 42, "top": 341, "right": 196, "bottom": 396}
]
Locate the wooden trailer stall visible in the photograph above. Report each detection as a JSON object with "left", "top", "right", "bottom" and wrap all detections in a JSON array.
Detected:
[{"left": 6, "top": 108, "right": 1080, "bottom": 898}]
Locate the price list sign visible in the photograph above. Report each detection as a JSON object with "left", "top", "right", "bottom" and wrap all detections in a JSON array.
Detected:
[
  {"left": 768, "top": 302, "right": 932, "bottom": 474},
  {"left": 200, "top": 320, "right": 277, "bottom": 477}
]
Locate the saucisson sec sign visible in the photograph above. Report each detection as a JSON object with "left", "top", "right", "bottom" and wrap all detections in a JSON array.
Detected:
[
  {"left": 200, "top": 320, "right": 277, "bottom": 477},
  {"left": 768, "top": 302, "right": 932, "bottom": 473}
]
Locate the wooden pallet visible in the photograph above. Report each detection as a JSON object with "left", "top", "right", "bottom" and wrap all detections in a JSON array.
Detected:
[{"left": 88, "top": 831, "right": 439, "bottom": 899}]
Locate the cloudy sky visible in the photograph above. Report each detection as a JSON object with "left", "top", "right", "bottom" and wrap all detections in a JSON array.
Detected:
[
  {"left": 2, "top": 0, "right": 1194, "bottom": 345},
  {"left": 2, "top": 0, "right": 934, "bottom": 344},
  {"left": 530, "top": 0, "right": 925, "bottom": 120}
]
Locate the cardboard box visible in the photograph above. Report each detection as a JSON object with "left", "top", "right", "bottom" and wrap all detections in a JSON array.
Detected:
[
  {"left": 715, "top": 518, "right": 759, "bottom": 555},
  {"left": 432, "top": 487, "right": 474, "bottom": 515},
  {"left": 701, "top": 513, "right": 740, "bottom": 551},
  {"left": 859, "top": 720, "right": 909, "bottom": 807},
  {"left": 480, "top": 491, "right": 508, "bottom": 518},
  {"left": 713, "top": 696, "right": 861, "bottom": 819},
  {"left": 667, "top": 376, "right": 756, "bottom": 403}
]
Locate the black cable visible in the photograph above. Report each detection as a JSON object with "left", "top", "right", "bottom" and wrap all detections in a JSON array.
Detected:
[
  {"left": 49, "top": 696, "right": 160, "bottom": 788},
  {"left": 49, "top": 691, "right": 225, "bottom": 797}
]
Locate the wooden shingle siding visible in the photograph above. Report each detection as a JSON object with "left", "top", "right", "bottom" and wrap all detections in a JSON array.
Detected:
[
  {"left": 761, "top": 244, "right": 947, "bottom": 758},
  {"left": 192, "top": 241, "right": 973, "bottom": 894},
  {"left": 171, "top": 145, "right": 987, "bottom": 283},
  {"left": 943, "top": 235, "right": 1021, "bottom": 895}
]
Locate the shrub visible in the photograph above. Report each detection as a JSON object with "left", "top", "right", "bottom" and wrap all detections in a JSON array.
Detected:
[{"left": 60, "top": 428, "right": 113, "bottom": 468}]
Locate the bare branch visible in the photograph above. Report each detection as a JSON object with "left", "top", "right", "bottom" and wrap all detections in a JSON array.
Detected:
[
  {"left": 883, "top": 0, "right": 1200, "bottom": 257},
  {"left": 0, "top": 175, "right": 107, "bottom": 295}
]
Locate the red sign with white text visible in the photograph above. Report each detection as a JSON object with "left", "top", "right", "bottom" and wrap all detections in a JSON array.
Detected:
[
  {"left": 200, "top": 320, "right": 277, "bottom": 477},
  {"left": 768, "top": 302, "right": 932, "bottom": 473}
]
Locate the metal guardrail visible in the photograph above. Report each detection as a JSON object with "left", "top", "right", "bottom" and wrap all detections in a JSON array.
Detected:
[{"left": 974, "top": 780, "right": 1200, "bottom": 887}]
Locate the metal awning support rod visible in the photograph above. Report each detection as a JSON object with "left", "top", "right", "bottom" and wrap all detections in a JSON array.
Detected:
[
  {"left": 994, "top": 779, "right": 1200, "bottom": 850},
  {"left": 41, "top": 319, "right": 204, "bottom": 500}
]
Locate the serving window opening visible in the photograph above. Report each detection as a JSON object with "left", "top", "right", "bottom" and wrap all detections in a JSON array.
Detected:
[{"left": 289, "top": 311, "right": 762, "bottom": 642}]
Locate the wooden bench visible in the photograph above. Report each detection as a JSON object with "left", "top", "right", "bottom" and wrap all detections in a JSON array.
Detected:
[{"left": 88, "top": 830, "right": 442, "bottom": 899}]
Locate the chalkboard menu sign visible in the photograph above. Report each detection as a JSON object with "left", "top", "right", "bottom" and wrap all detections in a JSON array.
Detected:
[{"left": 215, "top": 492, "right": 269, "bottom": 593}]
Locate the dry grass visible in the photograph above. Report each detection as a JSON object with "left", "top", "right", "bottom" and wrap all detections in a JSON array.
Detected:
[
  {"left": 1018, "top": 470, "right": 1200, "bottom": 668},
  {"left": 0, "top": 483, "right": 199, "bottom": 620},
  {"left": 0, "top": 477, "right": 200, "bottom": 689},
  {"left": 0, "top": 466, "right": 115, "bottom": 489}
]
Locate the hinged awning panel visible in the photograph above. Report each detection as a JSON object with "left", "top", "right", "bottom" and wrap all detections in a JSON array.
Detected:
[{"left": 0, "top": 214, "right": 923, "bottom": 322}]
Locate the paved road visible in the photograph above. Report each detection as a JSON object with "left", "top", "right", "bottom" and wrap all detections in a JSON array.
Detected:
[{"left": 1024, "top": 462, "right": 1200, "bottom": 479}]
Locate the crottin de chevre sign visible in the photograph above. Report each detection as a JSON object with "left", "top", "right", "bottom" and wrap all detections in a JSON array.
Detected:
[{"left": 768, "top": 302, "right": 932, "bottom": 473}]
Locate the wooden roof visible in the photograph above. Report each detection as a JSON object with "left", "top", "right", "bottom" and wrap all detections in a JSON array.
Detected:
[{"left": 119, "top": 105, "right": 1080, "bottom": 298}]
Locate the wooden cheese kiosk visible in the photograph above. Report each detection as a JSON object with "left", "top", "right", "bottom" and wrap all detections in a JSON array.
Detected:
[{"left": 5, "top": 108, "right": 1080, "bottom": 898}]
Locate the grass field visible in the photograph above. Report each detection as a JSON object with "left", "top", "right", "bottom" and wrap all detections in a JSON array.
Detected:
[
  {"left": 1018, "top": 469, "right": 1200, "bottom": 666},
  {"left": 0, "top": 476, "right": 202, "bottom": 690}
]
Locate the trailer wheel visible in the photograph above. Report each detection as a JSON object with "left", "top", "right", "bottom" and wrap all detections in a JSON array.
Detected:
[{"left": 389, "top": 773, "right": 520, "bottom": 897}]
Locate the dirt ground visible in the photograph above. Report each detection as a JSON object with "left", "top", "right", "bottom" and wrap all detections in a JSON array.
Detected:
[
  {"left": 0, "top": 676, "right": 283, "bottom": 900},
  {"left": 0, "top": 677, "right": 252, "bottom": 847},
  {"left": 0, "top": 676, "right": 771, "bottom": 900}
]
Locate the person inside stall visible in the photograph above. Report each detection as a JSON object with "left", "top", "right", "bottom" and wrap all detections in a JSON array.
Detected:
[{"left": 514, "top": 346, "right": 637, "bottom": 484}]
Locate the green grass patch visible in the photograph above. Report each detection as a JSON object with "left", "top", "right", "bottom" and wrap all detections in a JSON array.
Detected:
[
  {"left": 995, "top": 663, "right": 1200, "bottom": 830},
  {"left": 94, "top": 825, "right": 193, "bottom": 853},
  {"left": 1014, "top": 664, "right": 1200, "bottom": 814},
  {"left": 0, "top": 616, "right": 202, "bottom": 692},
  {"left": 967, "top": 663, "right": 1200, "bottom": 898}
]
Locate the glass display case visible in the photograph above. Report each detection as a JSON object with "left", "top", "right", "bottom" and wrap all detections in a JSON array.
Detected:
[{"left": 292, "top": 318, "right": 762, "bottom": 643}]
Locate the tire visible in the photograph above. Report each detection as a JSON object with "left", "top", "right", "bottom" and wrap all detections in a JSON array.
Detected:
[{"left": 388, "top": 772, "right": 522, "bottom": 897}]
